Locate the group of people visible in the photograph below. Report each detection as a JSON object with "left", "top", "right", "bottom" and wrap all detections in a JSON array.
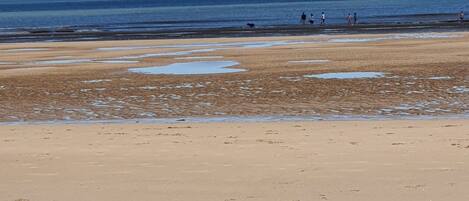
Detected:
[
  {"left": 300, "top": 11, "right": 466, "bottom": 26},
  {"left": 300, "top": 12, "right": 358, "bottom": 26}
]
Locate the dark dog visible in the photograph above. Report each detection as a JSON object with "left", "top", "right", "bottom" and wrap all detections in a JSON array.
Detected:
[{"left": 247, "top": 23, "right": 255, "bottom": 28}]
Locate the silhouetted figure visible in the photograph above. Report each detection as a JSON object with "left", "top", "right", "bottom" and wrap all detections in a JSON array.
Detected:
[
  {"left": 247, "top": 23, "right": 255, "bottom": 28},
  {"left": 353, "top": 12, "right": 358, "bottom": 25},
  {"left": 301, "top": 12, "right": 307, "bottom": 24},
  {"left": 460, "top": 11, "right": 465, "bottom": 23},
  {"left": 321, "top": 12, "right": 326, "bottom": 25},
  {"left": 309, "top": 14, "right": 315, "bottom": 24},
  {"left": 347, "top": 13, "right": 353, "bottom": 25}
]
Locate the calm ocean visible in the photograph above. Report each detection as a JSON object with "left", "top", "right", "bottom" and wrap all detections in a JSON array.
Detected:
[{"left": 0, "top": 0, "right": 467, "bottom": 33}]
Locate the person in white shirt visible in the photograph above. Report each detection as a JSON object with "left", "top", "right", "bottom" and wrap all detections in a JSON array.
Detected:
[
  {"left": 460, "top": 11, "right": 465, "bottom": 23},
  {"left": 347, "top": 13, "right": 353, "bottom": 25},
  {"left": 321, "top": 12, "right": 326, "bottom": 25}
]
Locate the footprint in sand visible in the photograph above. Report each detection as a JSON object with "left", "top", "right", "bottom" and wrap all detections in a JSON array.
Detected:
[
  {"left": 443, "top": 124, "right": 459, "bottom": 127},
  {"left": 265, "top": 130, "right": 279, "bottom": 135},
  {"left": 319, "top": 194, "right": 328, "bottom": 200},
  {"left": 404, "top": 184, "right": 426, "bottom": 189},
  {"left": 256, "top": 139, "right": 283, "bottom": 144}
]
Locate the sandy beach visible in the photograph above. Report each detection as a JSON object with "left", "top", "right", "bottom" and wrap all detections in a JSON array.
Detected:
[
  {"left": 0, "top": 27, "right": 468, "bottom": 201},
  {"left": 2, "top": 1, "right": 469, "bottom": 200},
  {"left": 1, "top": 120, "right": 468, "bottom": 201}
]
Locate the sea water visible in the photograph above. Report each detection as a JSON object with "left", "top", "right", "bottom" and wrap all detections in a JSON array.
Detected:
[{"left": 0, "top": 0, "right": 466, "bottom": 34}]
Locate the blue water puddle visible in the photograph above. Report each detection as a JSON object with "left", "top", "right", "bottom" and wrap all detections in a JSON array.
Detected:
[
  {"left": 97, "top": 46, "right": 152, "bottom": 51},
  {"left": 96, "top": 60, "right": 140, "bottom": 64},
  {"left": 329, "top": 38, "right": 385, "bottom": 43},
  {"left": 175, "top": 56, "right": 224, "bottom": 60},
  {"left": 116, "top": 48, "right": 217, "bottom": 60},
  {"left": 96, "top": 33, "right": 457, "bottom": 53},
  {"left": 0, "top": 61, "right": 16, "bottom": 65},
  {"left": 128, "top": 61, "right": 245, "bottom": 75},
  {"left": 304, "top": 72, "right": 385, "bottom": 79},
  {"left": 98, "top": 41, "right": 309, "bottom": 52},
  {"left": 155, "top": 41, "right": 307, "bottom": 49},
  {"left": 2, "top": 114, "right": 468, "bottom": 126},
  {"left": 427, "top": 76, "right": 452, "bottom": 80}
]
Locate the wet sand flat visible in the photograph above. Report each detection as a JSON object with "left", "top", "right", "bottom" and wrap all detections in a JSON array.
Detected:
[
  {"left": 1, "top": 120, "right": 468, "bottom": 201},
  {"left": 0, "top": 32, "right": 467, "bottom": 121}
]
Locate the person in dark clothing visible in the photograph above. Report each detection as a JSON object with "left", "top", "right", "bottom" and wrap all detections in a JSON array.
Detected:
[
  {"left": 320, "top": 12, "right": 326, "bottom": 25},
  {"left": 309, "top": 13, "right": 315, "bottom": 25},
  {"left": 353, "top": 12, "right": 358, "bottom": 25},
  {"left": 301, "top": 12, "right": 307, "bottom": 24}
]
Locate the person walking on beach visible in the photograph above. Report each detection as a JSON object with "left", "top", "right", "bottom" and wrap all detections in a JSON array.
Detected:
[
  {"left": 460, "top": 11, "right": 465, "bottom": 23},
  {"left": 347, "top": 13, "right": 353, "bottom": 25},
  {"left": 309, "top": 13, "right": 315, "bottom": 25},
  {"left": 353, "top": 12, "right": 358, "bottom": 25},
  {"left": 321, "top": 12, "right": 326, "bottom": 25},
  {"left": 301, "top": 12, "right": 307, "bottom": 25}
]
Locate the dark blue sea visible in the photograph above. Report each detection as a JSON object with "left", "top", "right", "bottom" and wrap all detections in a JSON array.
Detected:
[{"left": 0, "top": 0, "right": 467, "bottom": 33}]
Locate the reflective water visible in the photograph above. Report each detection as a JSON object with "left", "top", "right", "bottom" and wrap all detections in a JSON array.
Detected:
[
  {"left": 304, "top": 72, "right": 385, "bottom": 79},
  {"left": 128, "top": 61, "right": 245, "bottom": 75}
]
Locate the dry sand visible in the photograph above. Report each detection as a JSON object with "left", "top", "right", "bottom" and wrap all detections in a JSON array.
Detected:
[{"left": 1, "top": 120, "right": 468, "bottom": 201}]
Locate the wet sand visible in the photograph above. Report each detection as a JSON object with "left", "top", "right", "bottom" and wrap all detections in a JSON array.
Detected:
[
  {"left": 0, "top": 31, "right": 467, "bottom": 122},
  {"left": 1, "top": 120, "right": 468, "bottom": 201},
  {"left": 3, "top": 22, "right": 469, "bottom": 43}
]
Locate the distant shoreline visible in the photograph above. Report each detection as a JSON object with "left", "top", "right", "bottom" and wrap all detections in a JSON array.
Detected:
[{"left": 1, "top": 21, "right": 468, "bottom": 43}]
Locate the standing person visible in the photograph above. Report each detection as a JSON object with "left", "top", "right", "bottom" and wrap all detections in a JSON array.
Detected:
[
  {"left": 309, "top": 13, "right": 315, "bottom": 25},
  {"left": 321, "top": 12, "right": 326, "bottom": 25},
  {"left": 460, "top": 11, "right": 465, "bottom": 23},
  {"left": 353, "top": 12, "right": 358, "bottom": 25},
  {"left": 347, "top": 13, "right": 353, "bottom": 25},
  {"left": 301, "top": 12, "right": 307, "bottom": 25}
]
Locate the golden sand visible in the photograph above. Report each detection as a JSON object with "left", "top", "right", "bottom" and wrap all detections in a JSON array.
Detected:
[{"left": 1, "top": 120, "right": 468, "bottom": 201}]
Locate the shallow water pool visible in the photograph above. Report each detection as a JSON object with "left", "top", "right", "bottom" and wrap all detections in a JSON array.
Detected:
[
  {"left": 128, "top": 61, "right": 245, "bottom": 75},
  {"left": 304, "top": 72, "right": 385, "bottom": 79}
]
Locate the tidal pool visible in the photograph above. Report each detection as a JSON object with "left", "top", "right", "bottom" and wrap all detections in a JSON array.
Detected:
[
  {"left": 304, "top": 72, "right": 385, "bottom": 79},
  {"left": 96, "top": 60, "right": 140, "bottom": 64},
  {"left": 128, "top": 61, "right": 245, "bottom": 75},
  {"left": 175, "top": 56, "right": 224, "bottom": 60},
  {"left": 117, "top": 48, "right": 217, "bottom": 60}
]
